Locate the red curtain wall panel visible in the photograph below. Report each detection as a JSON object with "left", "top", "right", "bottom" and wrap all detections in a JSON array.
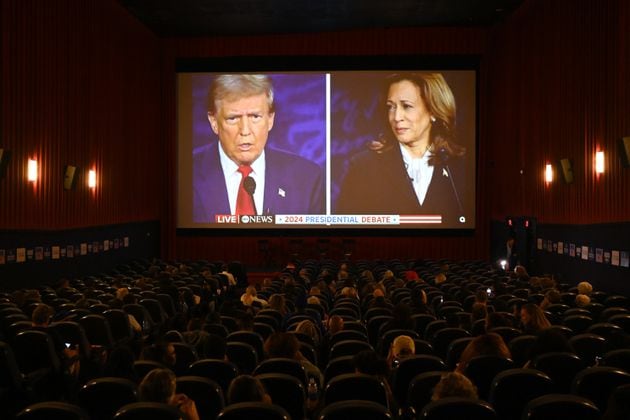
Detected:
[
  {"left": 1, "top": 0, "right": 162, "bottom": 230},
  {"left": 484, "top": 0, "right": 630, "bottom": 224}
]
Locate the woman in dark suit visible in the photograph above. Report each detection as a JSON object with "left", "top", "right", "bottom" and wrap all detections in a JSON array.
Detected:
[{"left": 336, "top": 73, "right": 467, "bottom": 224}]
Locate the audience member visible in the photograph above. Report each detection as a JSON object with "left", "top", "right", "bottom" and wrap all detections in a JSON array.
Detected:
[
  {"left": 431, "top": 372, "right": 478, "bottom": 400},
  {"left": 240, "top": 286, "right": 267, "bottom": 308},
  {"left": 539, "top": 288, "right": 561, "bottom": 310},
  {"left": 524, "top": 328, "right": 574, "bottom": 367},
  {"left": 295, "top": 319, "right": 321, "bottom": 348},
  {"left": 577, "top": 281, "right": 593, "bottom": 296},
  {"left": 387, "top": 334, "right": 416, "bottom": 368},
  {"left": 182, "top": 317, "right": 210, "bottom": 355},
  {"left": 456, "top": 333, "right": 511, "bottom": 373},
  {"left": 140, "top": 341, "right": 177, "bottom": 369},
  {"left": 31, "top": 303, "right": 81, "bottom": 377},
  {"left": 264, "top": 332, "right": 323, "bottom": 388},
  {"left": 227, "top": 374, "right": 272, "bottom": 405},
  {"left": 409, "top": 288, "right": 432, "bottom": 314},
  {"left": 326, "top": 315, "right": 344, "bottom": 336},
  {"left": 267, "top": 294, "right": 288, "bottom": 316},
  {"left": 520, "top": 303, "right": 551, "bottom": 334},
  {"left": 138, "top": 368, "right": 199, "bottom": 420},
  {"left": 575, "top": 293, "right": 591, "bottom": 307}
]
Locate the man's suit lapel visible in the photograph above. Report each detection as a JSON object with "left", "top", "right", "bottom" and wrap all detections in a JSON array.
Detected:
[
  {"left": 198, "top": 143, "right": 230, "bottom": 217},
  {"left": 263, "top": 149, "right": 285, "bottom": 214}
]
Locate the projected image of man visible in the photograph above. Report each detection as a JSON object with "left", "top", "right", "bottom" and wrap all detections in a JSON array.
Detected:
[{"left": 193, "top": 75, "right": 324, "bottom": 221}]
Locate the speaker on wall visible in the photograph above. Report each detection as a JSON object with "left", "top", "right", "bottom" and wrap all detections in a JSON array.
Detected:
[
  {"left": 0, "top": 149, "right": 11, "bottom": 180},
  {"left": 559, "top": 158, "right": 574, "bottom": 184},
  {"left": 63, "top": 165, "right": 78, "bottom": 190},
  {"left": 619, "top": 137, "right": 630, "bottom": 168}
]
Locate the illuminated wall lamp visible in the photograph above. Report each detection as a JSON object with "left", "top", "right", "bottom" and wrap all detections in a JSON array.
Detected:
[
  {"left": 545, "top": 163, "right": 553, "bottom": 183},
  {"left": 88, "top": 169, "right": 96, "bottom": 189},
  {"left": 595, "top": 151, "right": 605, "bottom": 174},
  {"left": 27, "top": 159, "right": 38, "bottom": 182}
]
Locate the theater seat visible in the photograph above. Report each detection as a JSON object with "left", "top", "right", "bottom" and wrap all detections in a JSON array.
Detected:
[
  {"left": 488, "top": 368, "right": 554, "bottom": 420},
  {"left": 188, "top": 359, "right": 239, "bottom": 395},
  {"left": 77, "top": 377, "right": 138, "bottom": 420},
  {"left": 254, "top": 358, "right": 308, "bottom": 388},
  {"left": 323, "top": 373, "right": 389, "bottom": 409},
  {"left": 176, "top": 376, "right": 224, "bottom": 420},
  {"left": 523, "top": 394, "right": 600, "bottom": 420},
  {"left": 16, "top": 401, "right": 89, "bottom": 420},
  {"left": 113, "top": 402, "right": 182, "bottom": 420},
  {"left": 317, "top": 400, "right": 393, "bottom": 420},
  {"left": 571, "top": 366, "right": 630, "bottom": 412},
  {"left": 391, "top": 355, "right": 446, "bottom": 406},
  {"left": 256, "top": 373, "right": 306, "bottom": 420},
  {"left": 420, "top": 397, "right": 497, "bottom": 420},
  {"left": 406, "top": 371, "right": 444, "bottom": 414},
  {"left": 217, "top": 402, "right": 290, "bottom": 420}
]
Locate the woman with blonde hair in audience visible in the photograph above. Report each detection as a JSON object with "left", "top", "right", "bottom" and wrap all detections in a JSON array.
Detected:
[
  {"left": 577, "top": 281, "right": 593, "bottom": 296},
  {"left": 240, "top": 286, "right": 267, "bottom": 307},
  {"left": 576, "top": 293, "right": 591, "bottom": 308},
  {"left": 387, "top": 334, "right": 416, "bottom": 368}
]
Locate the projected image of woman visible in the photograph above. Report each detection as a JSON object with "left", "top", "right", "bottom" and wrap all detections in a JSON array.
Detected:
[{"left": 335, "top": 73, "right": 467, "bottom": 224}]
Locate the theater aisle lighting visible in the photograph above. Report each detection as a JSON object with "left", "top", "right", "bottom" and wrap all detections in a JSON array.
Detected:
[
  {"left": 27, "top": 158, "right": 38, "bottom": 182},
  {"left": 595, "top": 151, "right": 605, "bottom": 174},
  {"left": 545, "top": 163, "right": 553, "bottom": 183},
  {"left": 88, "top": 169, "right": 97, "bottom": 189}
]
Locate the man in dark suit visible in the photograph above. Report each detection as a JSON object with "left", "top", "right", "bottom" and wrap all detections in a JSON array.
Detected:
[
  {"left": 193, "top": 75, "right": 324, "bottom": 222},
  {"left": 335, "top": 142, "right": 466, "bottom": 225}
]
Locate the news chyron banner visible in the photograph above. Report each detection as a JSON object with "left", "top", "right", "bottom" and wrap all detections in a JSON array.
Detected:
[{"left": 214, "top": 214, "right": 442, "bottom": 226}]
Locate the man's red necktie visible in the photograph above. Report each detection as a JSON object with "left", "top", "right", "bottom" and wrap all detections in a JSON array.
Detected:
[{"left": 235, "top": 165, "right": 255, "bottom": 215}]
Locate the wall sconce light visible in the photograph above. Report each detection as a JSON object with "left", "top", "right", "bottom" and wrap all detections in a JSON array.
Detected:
[
  {"left": 27, "top": 158, "right": 38, "bottom": 182},
  {"left": 545, "top": 163, "right": 553, "bottom": 183},
  {"left": 595, "top": 151, "right": 605, "bottom": 174},
  {"left": 88, "top": 169, "right": 96, "bottom": 189}
]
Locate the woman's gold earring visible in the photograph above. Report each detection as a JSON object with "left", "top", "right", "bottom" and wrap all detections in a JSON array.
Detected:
[{"left": 430, "top": 116, "right": 436, "bottom": 123}]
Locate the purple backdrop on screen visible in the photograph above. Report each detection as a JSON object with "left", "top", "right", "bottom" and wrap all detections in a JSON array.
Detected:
[{"left": 191, "top": 73, "right": 326, "bottom": 167}]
